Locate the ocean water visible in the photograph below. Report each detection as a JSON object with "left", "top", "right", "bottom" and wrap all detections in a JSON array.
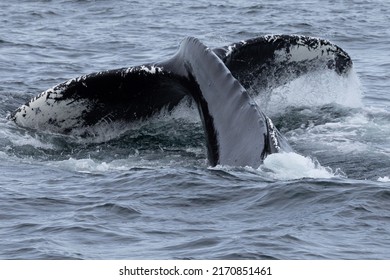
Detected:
[{"left": 0, "top": 0, "right": 390, "bottom": 259}]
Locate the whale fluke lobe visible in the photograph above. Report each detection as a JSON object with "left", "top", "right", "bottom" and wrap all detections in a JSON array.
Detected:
[
  {"left": 9, "top": 66, "right": 191, "bottom": 133},
  {"left": 214, "top": 35, "right": 353, "bottom": 93},
  {"left": 9, "top": 35, "right": 352, "bottom": 167}
]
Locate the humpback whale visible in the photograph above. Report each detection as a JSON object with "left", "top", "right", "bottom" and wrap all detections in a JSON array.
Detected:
[{"left": 9, "top": 35, "right": 352, "bottom": 168}]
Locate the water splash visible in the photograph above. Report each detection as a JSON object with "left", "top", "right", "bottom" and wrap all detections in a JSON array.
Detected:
[
  {"left": 260, "top": 152, "right": 344, "bottom": 180},
  {"left": 378, "top": 176, "right": 390, "bottom": 182},
  {"left": 255, "top": 68, "right": 363, "bottom": 116}
]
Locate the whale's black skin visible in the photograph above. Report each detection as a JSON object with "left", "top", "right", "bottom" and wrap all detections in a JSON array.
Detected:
[{"left": 9, "top": 35, "right": 352, "bottom": 167}]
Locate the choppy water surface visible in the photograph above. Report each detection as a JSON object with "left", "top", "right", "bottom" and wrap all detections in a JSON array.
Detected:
[{"left": 0, "top": 0, "right": 390, "bottom": 259}]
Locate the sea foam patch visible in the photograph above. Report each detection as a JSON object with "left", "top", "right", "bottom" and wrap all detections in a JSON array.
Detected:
[
  {"left": 377, "top": 176, "right": 390, "bottom": 182},
  {"left": 260, "top": 152, "right": 342, "bottom": 180}
]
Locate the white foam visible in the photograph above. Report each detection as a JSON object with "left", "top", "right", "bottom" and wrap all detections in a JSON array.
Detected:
[
  {"left": 378, "top": 176, "right": 390, "bottom": 182},
  {"left": 260, "top": 152, "right": 342, "bottom": 180}
]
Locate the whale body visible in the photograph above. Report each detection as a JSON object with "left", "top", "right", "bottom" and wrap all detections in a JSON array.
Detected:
[{"left": 9, "top": 35, "right": 352, "bottom": 168}]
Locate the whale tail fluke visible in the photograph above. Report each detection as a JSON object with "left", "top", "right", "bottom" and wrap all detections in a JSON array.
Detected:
[{"left": 10, "top": 35, "right": 354, "bottom": 167}]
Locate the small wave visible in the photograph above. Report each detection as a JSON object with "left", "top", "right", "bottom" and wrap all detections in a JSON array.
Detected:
[
  {"left": 280, "top": 103, "right": 390, "bottom": 180},
  {"left": 81, "top": 202, "right": 142, "bottom": 216},
  {"left": 49, "top": 158, "right": 130, "bottom": 173},
  {"left": 260, "top": 152, "right": 344, "bottom": 180},
  {"left": 0, "top": 121, "right": 55, "bottom": 150}
]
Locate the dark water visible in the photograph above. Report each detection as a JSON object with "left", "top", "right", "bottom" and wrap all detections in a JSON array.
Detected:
[{"left": 0, "top": 0, "right": 390, "bottom": 259}]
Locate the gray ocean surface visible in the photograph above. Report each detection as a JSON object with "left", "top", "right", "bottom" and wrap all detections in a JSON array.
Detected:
[{"left": 1, "top": 0, "right": 390, "bottom": 259}]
